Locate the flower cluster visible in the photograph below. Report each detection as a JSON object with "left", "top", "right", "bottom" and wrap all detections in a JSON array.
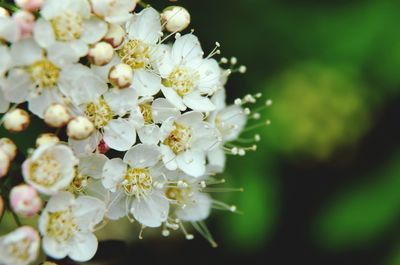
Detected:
[{"left": 0, "top": 0, "right": 267, "bottom": 264}]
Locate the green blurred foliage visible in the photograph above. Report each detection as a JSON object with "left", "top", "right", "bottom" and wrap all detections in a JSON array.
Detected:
[
  {"left": 314, "top": 154, "right": 400, "bottom": 249},
  {"left": 263, "top": 62, "right": 371, "bottom": 160}
]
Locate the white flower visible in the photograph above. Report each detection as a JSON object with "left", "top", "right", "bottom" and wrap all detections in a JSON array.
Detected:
[
  {"left": 2, "top": 39, "right": 67, "bottom": 117},
  {"left": 102, "top": 144, "right": 169, "bottom": 227},
  {"left": 0, "top": 79, "right": 10, "bottom": 113},
  {"left": 158, "top": 34, "right": 221, "bottom": 111},
  {"left": 39, "top": 192, "right": 106, "bottom": 262},
  {"left": 33, "top": 0, "right": 107, "bottom": 65},
  {"left": 160, "top": 111, "right": 220, "bottom": 177},
  {"left": 0, "top": 226, "right": 40, "bottom": 265},
  {"left": 22, "top": 143, "right": 78, "bottom": 195},
  {"left": 207, "top": 89, "right": 247, "bottom": 172},
  {"left": 165, "top": 172, "right": 212, "bottom": 222},
  {"left": 91, "top": 0, "right": 137, "bottom": 24}
]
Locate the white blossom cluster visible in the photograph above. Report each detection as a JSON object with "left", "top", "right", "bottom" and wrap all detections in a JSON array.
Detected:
[{"left": 0, "top": 0, "right": 264, "bottom": 264}]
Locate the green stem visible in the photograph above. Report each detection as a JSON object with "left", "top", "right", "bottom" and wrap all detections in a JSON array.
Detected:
[
  {"left": 138, "top": 1, "right": 149, "bottom": 8},
  {"left": 11, "top": 210, "right": 22, "bottom": 227}
]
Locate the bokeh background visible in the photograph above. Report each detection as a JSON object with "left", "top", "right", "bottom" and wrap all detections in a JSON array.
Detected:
[{"left": 2, "top": 0, "right": 400, "bottom": 264}]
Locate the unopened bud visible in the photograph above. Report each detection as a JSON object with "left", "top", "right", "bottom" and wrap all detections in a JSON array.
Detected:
[
  {"left": 0, "top": 150, "right": 10, "bottom": 178},
  {"left": 36, "top": 133, "right": 60, "bottom": 147},
  {"left": 67, "top": 116, "right": 95, "bottom": 140},
  {"left": 3, "top": 108, "right": 30, "bottom": 132},
  {"left": 161, "top": 6, "right": 191, "bottom": 32},
  {"left": 103, "top": 24, "right": 125, "bottom": 48},
  {"left": 88, "top": 42, "right": 114, "bottom": 66},
  {"left": 15, "top": 0, "right": 44, "bottom": 12},
  {"left": 44, "top": 104, "right": 71, "bottom": 128},
  {"left": 12, "top": 10, "right": 35, "bottom": 39},
  {"left": 0, "top": 138, "right": 17, "bottom": 161},
  {"left": 109, "top": 63, "right": 133, "bottom": 89},
  {"left": 97, "top": 138, "right": 109, "bottom": 154},
  {"left": 10, "top": 184, "right": 42, "bottom": 217},
  {"left": 0, "top": 196, "right": 3, "bottom": 216},
  {"left": 0, "top": 7, "right": 10, "bottom": 17}
]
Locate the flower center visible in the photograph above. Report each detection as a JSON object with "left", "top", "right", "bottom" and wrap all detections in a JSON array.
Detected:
[
  {"left": 85, "top": 98, "right": 114, "bottom": 129},
  {"left": 164, "top": 123, "right": 192, "bottom": 154},
  {"left": 139, "top": 102, "right": 153, "bottom": 124},
  {"left": 122, "top": 167, "right": 153, "bottom": 197},
  {"left": 46, "top": 209, "right": 77, "bottom": 242},
  {"left": 27, "top": 59, "right": 60, "bottom": 92},
  {"left": 6, "top": 238, "right": 32, "bottom": 263},
  {"left": 163, "top": 67, "right": 199, "bottom": 97},
  {"left": 68, "top": 170, "right": 89, "bottom": 194},
  {"left": 166, "top": 183, "right": 192, "bottom": 204},
  {"left": 50, "top": 12, "right": 84, "bottom": 41},
  {"left": 29, "top": 154, "right": 62, "bottom": 187},
  {"left": 117, "top": 39, "right": 151, "bottom": 69}
]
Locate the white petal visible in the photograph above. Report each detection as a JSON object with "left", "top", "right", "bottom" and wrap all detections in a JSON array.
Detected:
[
  {"left": 126, "top": 7, "right": 161, "bottom": 44},
  {"left": 171, "top": 34, "right": 203, "bottom": 66},
  {"left": 210, "top": 88, "right": 226, "bottom": 110},
  {"left": 81, "top": 17, "right": 108, "bottom": 44},
  {"left": 177, "top": 111, "right": 204, "bottom": 127},
  {"left": 161, "top": 86, "right": 186, "bottom": 111},
  {"left": 0, "top": 17, "right": 20, "bottom": 43},
  {"left": 137, "top": 124, "right": 160, "bottom": 145},
  {"left": 123, "top": 143, "right": 160, "bottom": 168},
  {"left": 132, "top": 69, "right": 161, "bottom": 97},
  {"left": 160, "top": 144, "right": 177, "bottom": 170},
  {"left": 74, "top": 196, "right": 106, "bottom": 230},
  {"left": 131, "top": 191, "right": 169, "bottom": 227},
  {"left": 103, "top": 119, "right": 136, "bottom": 151},
  {"left": 103, "top": 88, "right": 138, "bottom": 116},
  {"left": 102, "top": 158, "right": 126, "bottom": 192},
  {"left": 69, "top": 131, "right": 102, "bottom": 154},
  {"left": 197, "top": 59, "right": 221, "bottom": 94},
  {"left": 68, "top": 232, "right": 98, "bottom": 262},
  {"left": 0, "top": 89, "right": 10, "bottom": 113},
  {"left": 155, "top": 44, "right": 174, "bottom": 78},
  {"left": 78, "top": 154, "right": 108, "bottom": 179},
  {"left": 176, "top": 192, "right": 212, "bottom": 222},
  {"left": 207, "top": 147, "right": 226, "bottom": 173},
  {"left": 106, "top": 191, "right": 128, "bottom": 220},
  {"left": 3, "top": 69, "right": 31, "bottom": 103},
  {"left": 0, "top": 45, "right": 11, "bottom": 76},
  {"left": 176, "top": 150, "right": 206, "bottom": 178},
  {"left": 151, "top": 98, "right": 180, "bottom": 124},
  {"left": 42, "top": 236, "right": 69, "bottom": 260},
  {"left": 33, "top": 18, "right": 55, "bottom": 48},
  {"left": 45, "top": 192, "right": 74, "bottom": 212},
  {"left": 28, "top": 89, "right": 62, "bottom": 118},
  {"left": 10, "top": 39, "right": 42, "bottom": 66},
  {"left": 183, "top": 92, "right": 215, "bottom": 112}
]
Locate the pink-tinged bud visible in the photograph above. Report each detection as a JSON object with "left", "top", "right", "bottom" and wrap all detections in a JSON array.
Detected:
[
  {"left": 10, "top": 184, "right": 42, "bottom": 217},
  {"left": 0, "top": 196, "right": 4, "bottom": 216},
  {"left": 97, "top": 138, "right": 110, "bottom": 154},
  {"left": 12, "top": 10, "right": 35, "bottom": 39},
  {"left": 0, "top": 149, "right": 10, "bottom": 178},
  {"left": 15, "top": 0, "right": 44, "bottom": 12}
]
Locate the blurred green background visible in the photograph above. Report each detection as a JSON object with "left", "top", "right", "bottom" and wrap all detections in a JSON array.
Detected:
[{"left": 2, "top": 0, "right": 400, "bottom": 264}]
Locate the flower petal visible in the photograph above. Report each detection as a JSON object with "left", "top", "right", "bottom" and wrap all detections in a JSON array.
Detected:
[
  {"left": 103, "top": 119, "right": 136, "bottom": 151},
  {"left": 123, "top": 143, "right": 160, "bottom": 168}
]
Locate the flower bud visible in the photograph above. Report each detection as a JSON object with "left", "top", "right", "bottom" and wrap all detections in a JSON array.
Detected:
[
  {"left": 109, "top": 63, "right": 133, "bottom": 89},
  {"left": 88, "top": 42, "right": 114, "bottom": 66},
  {"left": 0, "top": 196, "right": 3, "bottom": 216},
  {"left": 12, "top": 10, "right": 35, "bottom": 39},
  {"left": 67, "top": 116, "right": 95, "bottom": 140},
  {"left": 0, "top": 138, "right": 17, "bottom": 161},
  {"left": 0, "top": 7, "right": 10, "bottom": 17},
  {"left": 103, "top": 23, "right": 125, "bottom": 48},
  {"left": 44, "top": 104, "right": 71, "bottom": 128},
  {"left": 0, "top": 150, "right": 10, "bottom": 178},
  {"left": 97, "top": 138, "right": 109, "bottom": 154},
  {"left": 36, "top": 133, "right": 60, "bottom": 147},
  {"left": 3, "top": 108, "right": 30, "bottom": 132},
  {"left": 10, "top": 184, "right": 42, "bottom": 217},
  {"left": 161, "top": 6, "right": 191, "bottom": 32},
  {"left": 15, "top": 0, "right": 44, "bottom": 12}
]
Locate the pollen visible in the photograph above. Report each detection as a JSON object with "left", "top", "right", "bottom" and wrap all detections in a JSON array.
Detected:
[
  {"left": 50, "top": 12, "right": 84, "bottom": 41},
  {"left": 122, "top": 167, "right": 153, "bottom": 197},
  {"left": 29, "top": 154, "right": 62, "bottom": 187},
  {"left": 163, "top": 67, "right": 199, "bottom": 97},
  {"left": 46, "top": 209, "right": 77, "bottom": 242},
  {"left": 164, "top": 123, "right": 192, "bottom": 154},
  {"left": 166, "top": 182, "right": 192, "bottom": 204},
  {"left": 85, "top": 98, "right": 114, "bottom": 129},
  {"left": 139, "top": 102, "right": 153, "bottom": 124},
  {"left": 6, "top": 238, "right": 32, "bottom": 262},
  {"left": 117, "top": 39, "right": 151, "bottom": 69},
  {"left": 27, "top": 59, "right": 60, "bottom": 92}
]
